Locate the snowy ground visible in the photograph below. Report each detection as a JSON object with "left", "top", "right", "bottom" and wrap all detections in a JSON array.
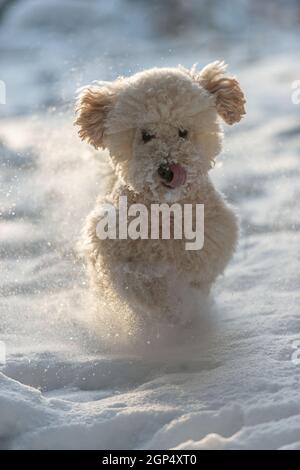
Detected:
[{"left": 0, "top": 0, "right": 300, "bottom": 450}]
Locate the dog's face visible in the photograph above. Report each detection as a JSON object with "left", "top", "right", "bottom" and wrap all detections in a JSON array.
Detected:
[{"left": 75, "top": 62, "right": 245, "bottom": 202}]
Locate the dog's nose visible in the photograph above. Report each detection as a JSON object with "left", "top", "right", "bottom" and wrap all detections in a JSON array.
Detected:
[{"left": 157, "top": 163, "right": 173, "bottom": 183}]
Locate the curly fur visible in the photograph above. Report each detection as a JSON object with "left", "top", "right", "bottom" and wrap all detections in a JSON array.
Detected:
[{"left": 75, "top": 62, "right": 246, "bottom": 319}]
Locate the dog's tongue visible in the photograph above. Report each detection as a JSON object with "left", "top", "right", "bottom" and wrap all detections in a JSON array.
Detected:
[{"left": 168, "top": 162, "right": 187, "bottom": 188}]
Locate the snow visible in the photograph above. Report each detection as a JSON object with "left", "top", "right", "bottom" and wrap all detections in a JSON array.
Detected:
[{"left": 0, "top": 0, "right": 300, "bottom": 450}]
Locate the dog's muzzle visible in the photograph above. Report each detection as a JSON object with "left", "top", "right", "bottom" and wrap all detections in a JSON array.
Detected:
[{"left": 158, "top": 162, "right": 187, "bottom": 188}]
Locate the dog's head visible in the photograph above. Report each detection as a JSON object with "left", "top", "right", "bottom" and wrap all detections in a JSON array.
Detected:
[{"left": 75, "top": 62, "right": 245, "bottom": 202}]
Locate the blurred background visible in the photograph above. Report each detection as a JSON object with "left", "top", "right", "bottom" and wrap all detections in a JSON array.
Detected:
[{"left": 0, "top": 0, "right": 300, "bottom": 116}]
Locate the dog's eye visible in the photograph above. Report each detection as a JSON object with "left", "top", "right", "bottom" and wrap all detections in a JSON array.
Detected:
[
  {"left": 142, "top": 130, "right": 155, "bottom": 143},
  {"left": 178, "top": 129, "right": 188, "bottom": 139}
]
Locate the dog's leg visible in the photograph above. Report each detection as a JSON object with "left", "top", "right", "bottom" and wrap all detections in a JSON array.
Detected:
[
  {"left": 189, "top": 280, "right": 212, "bottom": 295},
  {"left": 116, "top": 261, "right": 168, "bottom": 309}
]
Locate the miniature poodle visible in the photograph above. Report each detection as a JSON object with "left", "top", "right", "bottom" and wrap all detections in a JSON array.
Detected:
[{"left": 75, "top": 61, "right": 246, "bottom": 320}]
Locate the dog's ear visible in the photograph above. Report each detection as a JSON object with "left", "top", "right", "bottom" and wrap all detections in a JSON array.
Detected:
[
  {"left": 195, "top": 61, "right": 246, "bottom": 125},
  {"left": 74, "top": 83, "right": 116, "bottom": 149}
]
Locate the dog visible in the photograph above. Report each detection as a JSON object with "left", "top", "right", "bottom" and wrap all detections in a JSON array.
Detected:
[{"left": 75, "top": 61, "right": 245, "bottom": 321}]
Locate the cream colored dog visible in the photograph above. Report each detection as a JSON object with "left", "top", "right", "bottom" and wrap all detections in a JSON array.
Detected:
[{"left": 75, "top": 61, "right": 245, "bottom": 320}]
